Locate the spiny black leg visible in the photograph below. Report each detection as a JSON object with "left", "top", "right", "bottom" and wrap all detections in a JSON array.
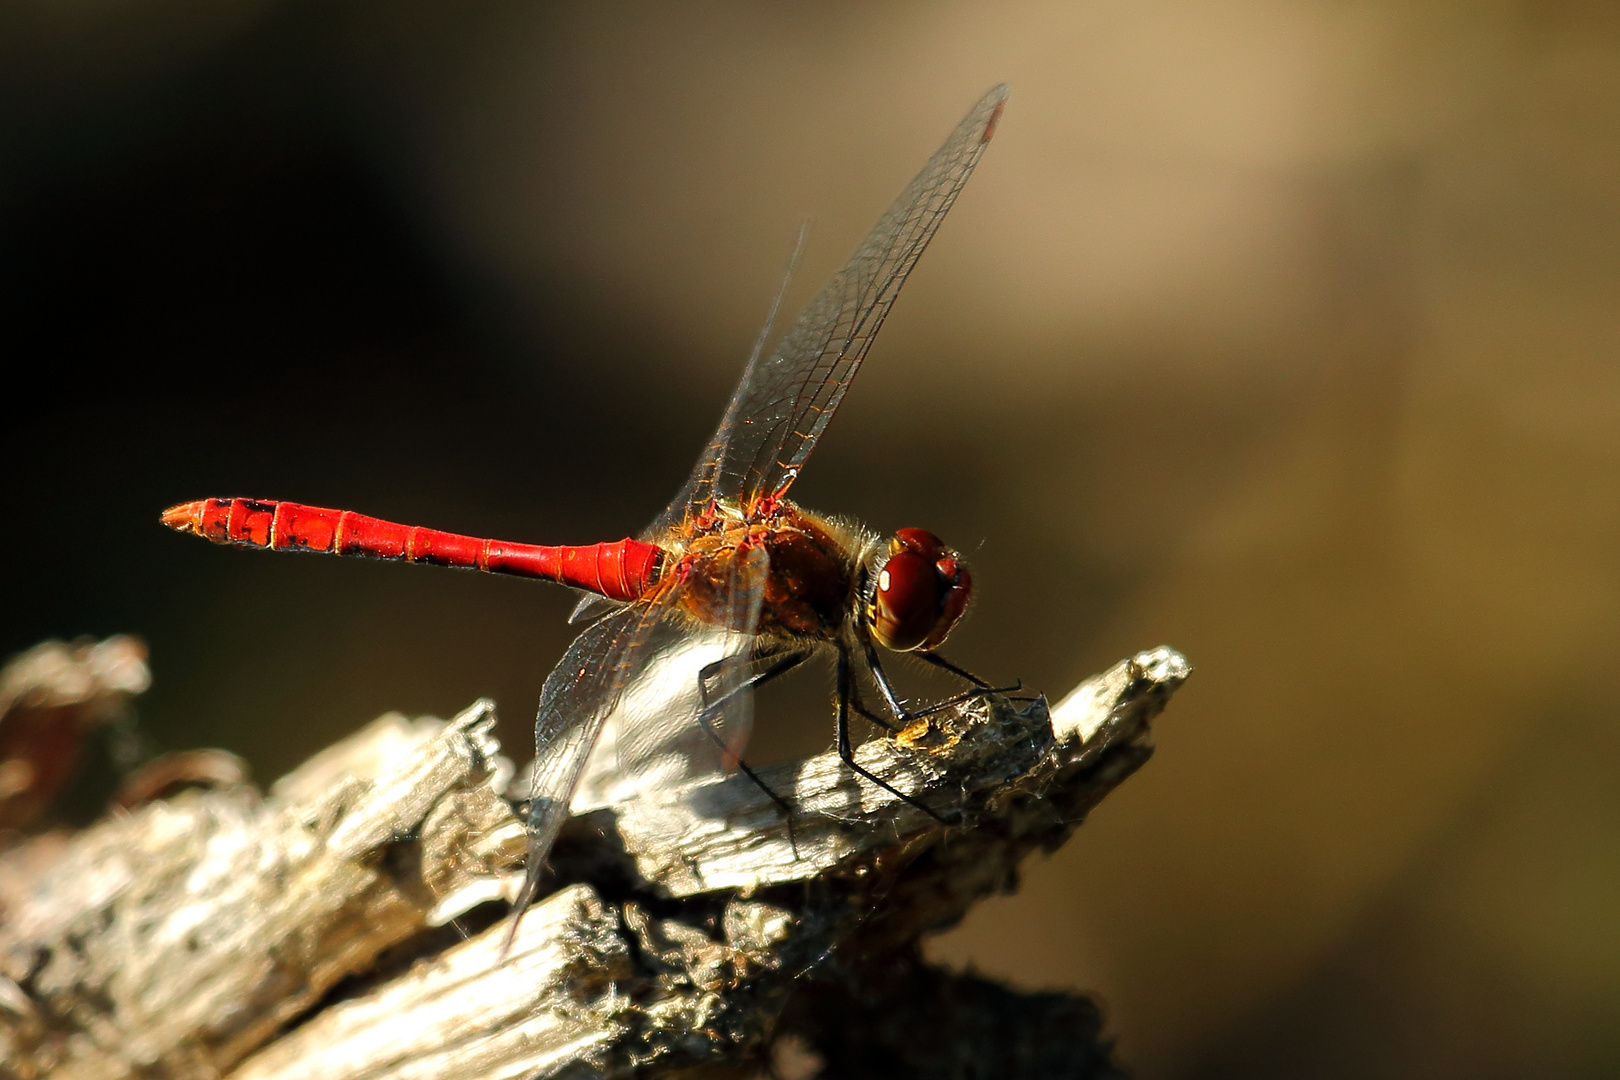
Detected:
[
  {"left": 860, "top": 635, "right": 915, "bottom": 725},
  {"left": 906, "top": 687, "right": 1000, "bottom": 721},
  {"left": 874, "top": 645, "right": 1022, "bottom": 720},
  {"left": 695, "top": 649, "right": 810, "bottom": 854},
  {"left": 851, "top": 692, "right": 902, "bottom": 733},
  {"left": 697, "top": 649, "right": 811, "bottom": 714},
  {"left": 901, "top": 677, "right": 1028, "bottom": 722},
  {"left": 845, "top": 667, "right": 901, "bottom": 733},
  {"left": 913, "top": 650, "right": 1010, "bottom": 693},
  {"left": 694, "top": 701, "right": 799, "bottom": 856},
  {"left": 906, "top": 679, "right": 1026, "bottom": 723},
  {"left": 836, "top": 645, "right": 949, "bottom": 824}
]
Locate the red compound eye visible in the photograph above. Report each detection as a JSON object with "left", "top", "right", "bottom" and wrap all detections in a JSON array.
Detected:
[
  {"left": 869, "top": 529, "right": 973, "bottom": 652},
  {"left": 923, "top": 556, "right": 972, "bottom": 651}
]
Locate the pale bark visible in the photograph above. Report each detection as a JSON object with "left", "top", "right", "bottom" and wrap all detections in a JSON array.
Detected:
[{"left": 0, "top": 644, "right": 1190, "bottom": 1080}]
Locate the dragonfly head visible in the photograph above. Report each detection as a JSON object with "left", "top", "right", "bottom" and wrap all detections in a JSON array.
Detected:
[{"left": 866, "top": 528, "right": 972, "bottom": 653}]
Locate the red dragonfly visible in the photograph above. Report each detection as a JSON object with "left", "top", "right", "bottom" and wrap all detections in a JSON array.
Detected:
[{"left": 163, "top": 85, "right": 1008, "bottom": 929}]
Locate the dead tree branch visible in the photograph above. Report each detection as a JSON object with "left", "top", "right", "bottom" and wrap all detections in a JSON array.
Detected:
[{"left": 0, "top": 644, "right": 1189, "bottom": 1080}]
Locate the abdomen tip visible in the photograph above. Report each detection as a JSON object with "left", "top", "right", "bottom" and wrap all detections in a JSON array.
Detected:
[{"left": 161, "top": 500, "right": 206, "bottom": 534}]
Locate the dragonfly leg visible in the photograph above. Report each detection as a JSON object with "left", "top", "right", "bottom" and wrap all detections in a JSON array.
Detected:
[
  {"left": 852, "top": 699, "right": 902, "bottom": 733},
  {"left": 695, "top": 649, "right": 811, "bottom": 854},
  {"left": 859, "top": 636, "right": 916, "bottom": 725},
  {"left": 836, "top": 645, "right": 949, "bottom": 824},
  {"left": 848, "top": 680, "right": 903, "bottom": 733},
  {"left": 696, "top": 649, "right": 810, "bottom": 713},
  {"left": 863, "top": 637, "right": 1019, "bottom": 725},
  {"left": 913, "top": 649, "right": 1019, "bottom": 693},
  {"left": 694, "top": 705, "right": 800, "bottom": 858}
]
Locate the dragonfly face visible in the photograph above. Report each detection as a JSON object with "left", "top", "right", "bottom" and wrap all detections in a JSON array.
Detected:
[{"left": 864, "top": 527, "right": 973, "bottom": 653}]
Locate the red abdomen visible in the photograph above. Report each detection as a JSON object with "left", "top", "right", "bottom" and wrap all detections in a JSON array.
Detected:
[{"left": 161, "top": 498, "right": 661, "bottom": 602}]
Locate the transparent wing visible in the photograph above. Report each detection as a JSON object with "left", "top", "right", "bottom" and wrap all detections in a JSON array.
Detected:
[
  {"left": 646, "top": 84, "right": 1008, "bottom": 535},
  {"left": 640, "top": 225, "right": 809, "bottom": 541},
  {"left": 705, "top": 541, "right": 770, "bottom": 769},
  {"left": 567, "top": 591, "right": 622, "bottom": 626},
  {"left": 511, "top": 592, "right": 682, "bottom": 924},
  {"left": 572, "top": 544, "right": 769, "bottom": 807}
]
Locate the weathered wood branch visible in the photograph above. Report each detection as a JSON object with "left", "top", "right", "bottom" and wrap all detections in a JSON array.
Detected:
[
  {"left": 0, "top": 636, "right": 151, "bottom": 833},
  {"left": 0, "top": 644, "right": 1189, "bottom": 1079}
]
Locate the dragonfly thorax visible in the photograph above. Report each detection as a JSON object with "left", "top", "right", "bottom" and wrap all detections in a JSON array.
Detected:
[{"left": 674, "top": 501, "right": 861, "bottom": 642}]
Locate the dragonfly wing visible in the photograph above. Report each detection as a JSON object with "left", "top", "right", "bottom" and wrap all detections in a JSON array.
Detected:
[
  {"left": 512, "top": 594, "right": 679, "bottom": 925},
  {"left": 638, "top": 230, "right": 809, "bottom": 543},
  {"left": 708, "top": 541, "right": 770, "bottom": 770},
  {"left": 575, "top": 543, "right": 770, "bottom": 805},
  {"left": 567, "top": 592, "right": 623, "bottom": 626},
  {"left": 568, "top": 622, "right": 733, "bottom": 808},
  {"left": 719, "top": 85, "right": 1008, "bottom": 508},
  {"left": 640, "top": 86, "right": 1007, "bottom": 532}
]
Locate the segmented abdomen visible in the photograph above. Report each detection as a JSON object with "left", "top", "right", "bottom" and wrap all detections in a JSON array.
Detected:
[{"left": 161, "top": 498, "right": 661, "bottom": 602}]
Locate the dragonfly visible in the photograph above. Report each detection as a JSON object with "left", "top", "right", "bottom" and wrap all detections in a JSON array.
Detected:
[{"left": 162, "top": 84, "right": 1009, "bottom": 935}]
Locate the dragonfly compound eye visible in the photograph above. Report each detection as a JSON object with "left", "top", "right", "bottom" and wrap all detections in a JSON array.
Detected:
[{"left": 869, "top": 529, "right": 973, "bottom": 652}]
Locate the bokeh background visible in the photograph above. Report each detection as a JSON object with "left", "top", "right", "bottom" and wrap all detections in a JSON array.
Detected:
[{"left": 5, "top": 2, "right": 1619, "bottom": 1075}]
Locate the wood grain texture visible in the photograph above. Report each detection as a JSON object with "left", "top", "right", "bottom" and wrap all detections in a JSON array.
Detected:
[{"left": 0, "top": 645, "right": 1189, "bottom": 1079}]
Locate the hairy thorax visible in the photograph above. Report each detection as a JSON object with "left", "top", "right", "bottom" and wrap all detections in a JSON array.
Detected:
[{"left": 669, "top": 500, "right": 866, "bottom": 642}]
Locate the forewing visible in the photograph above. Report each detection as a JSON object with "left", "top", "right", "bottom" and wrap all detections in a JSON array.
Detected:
[
  {"left": 566, "top": 622, "right": 736, "bottom": 807},
  {"left": 639, "top": 86, "right": 1007, "bottom": 533},
  {"left": 718, "top": 85, "right": 1007, "bottom": 508},
  {"left": 639, "top": 228, "right": 809, "bottom": 543}
]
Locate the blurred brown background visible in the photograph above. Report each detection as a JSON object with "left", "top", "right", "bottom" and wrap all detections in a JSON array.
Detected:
[{"left": 4, "top": 2, "right": 1618, "bottom": 1076}]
